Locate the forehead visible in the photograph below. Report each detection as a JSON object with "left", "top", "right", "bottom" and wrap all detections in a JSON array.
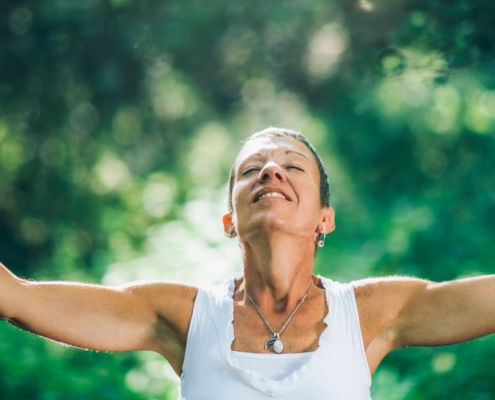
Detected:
[{"left": 236, "top": 135, "right": 312, "bottom": 165}]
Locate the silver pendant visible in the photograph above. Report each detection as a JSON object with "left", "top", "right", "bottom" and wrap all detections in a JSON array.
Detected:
[{"left": 264, "top": 334, "right": 284, "bottom": 354}]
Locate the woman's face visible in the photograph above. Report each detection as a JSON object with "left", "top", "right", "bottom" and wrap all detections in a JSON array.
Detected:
[{"left": 225, "top": 135, "right": 334, "bottom": 243}]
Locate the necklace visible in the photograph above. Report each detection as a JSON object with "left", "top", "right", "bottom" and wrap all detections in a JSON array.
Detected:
[{"left": 245, "top": 279, "right": 314, "bottom": 354}]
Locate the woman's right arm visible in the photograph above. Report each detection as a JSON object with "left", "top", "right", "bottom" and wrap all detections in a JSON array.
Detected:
[{"left": 0, "top": 262, "right": 197, "bottom": 368}]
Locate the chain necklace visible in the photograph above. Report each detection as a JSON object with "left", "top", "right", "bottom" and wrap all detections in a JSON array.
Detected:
[{"left": 245, "top": 279, "right": 314, "bottom": 354}]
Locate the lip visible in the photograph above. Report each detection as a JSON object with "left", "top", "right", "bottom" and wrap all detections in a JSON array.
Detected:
[{"left": 253, "top": 187, "right": 292, "bottom": 203}]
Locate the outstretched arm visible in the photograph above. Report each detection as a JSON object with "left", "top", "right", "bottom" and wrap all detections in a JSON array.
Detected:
[
  {"left": 355, "top": 275, "right": 495, "bottom": 374},
  {"left": 392, "top": 275, "right": 495, "bottom": 346},
  {"left": 0, "top": 263, "right": 197, "bottom": 374}
]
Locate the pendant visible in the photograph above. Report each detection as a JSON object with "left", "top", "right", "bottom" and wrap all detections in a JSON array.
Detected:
[{"left": 264, "top": 333, "right": 284, "bottom": 354}]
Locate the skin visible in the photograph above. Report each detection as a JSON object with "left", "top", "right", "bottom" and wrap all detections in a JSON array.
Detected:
[{"left": 2, "top": 134, "right": 495, "bottom": 379}]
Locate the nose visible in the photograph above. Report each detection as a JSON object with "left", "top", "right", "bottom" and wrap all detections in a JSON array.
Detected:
[{"left": 258, "top": 161, "right": 286, "bottom": 183}]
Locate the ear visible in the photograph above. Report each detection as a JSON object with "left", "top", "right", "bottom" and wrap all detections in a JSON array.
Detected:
[
  {"left": 222, "top": 213, "right": 237, "bottom": 237},
  {"left": 320, "top": 207, "right": 335, "bottom": 234}
]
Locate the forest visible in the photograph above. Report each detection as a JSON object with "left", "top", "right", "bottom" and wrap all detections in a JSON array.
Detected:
[{"left": 1, "top": 0, "right": 495, "bottom": 398}]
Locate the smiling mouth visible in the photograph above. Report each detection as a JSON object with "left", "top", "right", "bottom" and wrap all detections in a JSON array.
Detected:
[{"left": 256, "top": 192, "right": 288, "bottom": 201}]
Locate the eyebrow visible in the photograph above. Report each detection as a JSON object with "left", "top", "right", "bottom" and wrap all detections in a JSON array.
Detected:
[
  {"left": 286, "top": 150, "right": 310, "bottom": 160},
  {"left": 246, "top": 150, "right": 310, "bottom": 161}
]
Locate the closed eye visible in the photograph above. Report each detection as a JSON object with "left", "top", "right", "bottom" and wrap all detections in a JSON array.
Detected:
[
  {"left": 286, "top": 164, "right": 304, "bottom": 172},
  {"left": 242, "top": 167, "right": 261, "bottom": 176}
]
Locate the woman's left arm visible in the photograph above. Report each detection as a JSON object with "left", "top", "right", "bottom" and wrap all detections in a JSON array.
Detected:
[
  {"left": 355, "top": 275, "right": 495, "bottom": 373},
  {"left": 393, "top": 275, "right": 495, "bottom": 347}
]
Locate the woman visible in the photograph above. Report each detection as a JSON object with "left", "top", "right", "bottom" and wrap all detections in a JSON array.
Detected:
[{"left": 1, "top": 127, "right": 495, "bottom": 399}]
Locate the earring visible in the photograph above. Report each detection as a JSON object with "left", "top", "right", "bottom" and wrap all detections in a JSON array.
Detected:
[
  {"left": 224, "top": 225, "right": 236, "bottom": 238},
  {"left": 317, "top": 233, "right": 326, "bottom": 248}
]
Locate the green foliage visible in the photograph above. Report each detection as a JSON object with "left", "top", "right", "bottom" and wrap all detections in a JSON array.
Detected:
[
  {"left": 0, "top": 323, "right": 144, "bottom": 399},
  {"left": 1, "top": 0, "right": 495, "bottom": 398}
]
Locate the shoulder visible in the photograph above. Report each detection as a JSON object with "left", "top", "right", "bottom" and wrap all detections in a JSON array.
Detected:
[
  {"left": 353, "top": 275, "right": 431, "bottom": 302},
  {"left": 118, "top": 281, "right": 199, "bottom": 335},
  {"left": 319, "top": 275, "right": 430, "bottom": 303},
  {"left": 351, "top": 276, "right": 432, "bottom": 345},
  {"left": 353, "top": 276, "right": 433, "bottom": 326},
  {"left": 121, "top": 279, "right": 234, "bottom": 332},
  {"left": 119, "top": 280, "right": 199, "bottom": 304}
]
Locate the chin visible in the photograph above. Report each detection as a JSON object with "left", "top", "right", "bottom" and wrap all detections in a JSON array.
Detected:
[{"left": 245, "top": 214, "right": 293, "bottom": 235}]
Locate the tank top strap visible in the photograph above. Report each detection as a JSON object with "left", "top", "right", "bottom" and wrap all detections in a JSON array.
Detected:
[{"left": 181, "top": 279, "right": 234, "bottom": 379}]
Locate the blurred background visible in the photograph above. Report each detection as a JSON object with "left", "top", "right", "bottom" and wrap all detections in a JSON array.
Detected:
[{"left": 1, "top": 0, "right": 495, "bottom": 398}]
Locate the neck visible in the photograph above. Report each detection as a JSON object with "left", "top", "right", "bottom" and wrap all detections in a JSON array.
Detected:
[{"left": 240, "top": 232, "right": 316, "bottom": 311}]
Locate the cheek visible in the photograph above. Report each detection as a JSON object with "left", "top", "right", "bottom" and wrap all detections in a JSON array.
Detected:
[
  {"left": 230, "top": 183, "right": 246, "bottom": 219},
  {"left": 232, "top": 184, "right": 241, "bottom": 206},
  {"left": 299, "top": 181, "right": 320, "bottom": 205}
]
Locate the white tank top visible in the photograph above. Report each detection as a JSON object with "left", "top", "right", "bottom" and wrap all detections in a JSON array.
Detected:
[
  {"left": 231, "top": 351, "right": 314, "bottom": 381},
  {"left": 179, "top": 276, "right": 371, "bottom": 399}
]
